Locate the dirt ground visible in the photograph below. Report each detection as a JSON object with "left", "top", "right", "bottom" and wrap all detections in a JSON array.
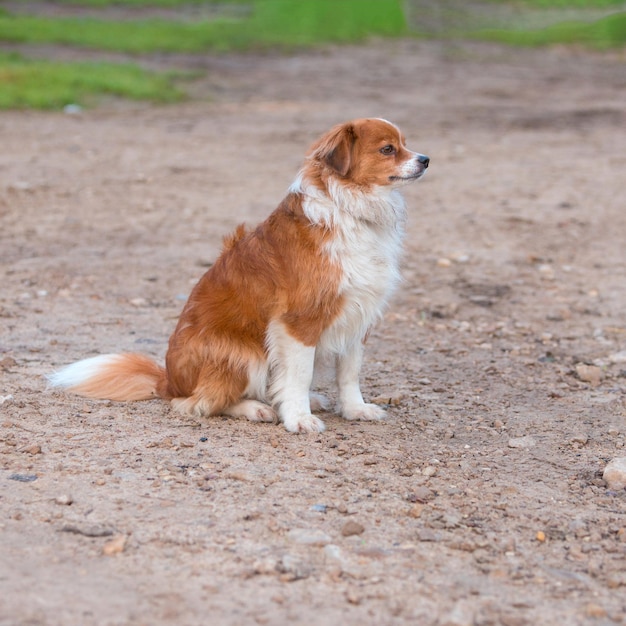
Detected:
[{"left": 1, "top": 39, "right": 625, "bottom": 625}]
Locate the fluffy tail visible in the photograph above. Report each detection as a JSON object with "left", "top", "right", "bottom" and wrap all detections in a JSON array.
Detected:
[{"left": 48, "top": 353, "right": 166, "bottom": 402}]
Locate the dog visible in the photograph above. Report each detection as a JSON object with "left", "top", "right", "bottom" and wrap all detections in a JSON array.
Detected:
[{"left": 49, "top": 118, "right": 429, "bottom": 433}]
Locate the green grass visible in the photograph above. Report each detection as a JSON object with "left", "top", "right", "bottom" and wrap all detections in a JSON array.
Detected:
[
  {"left": 0, "top": 0, "right": 407, "bottom": 53},
  {"left": 7, "top": 0, "right": 249, "bottom": 5},
  {"left": 473, "top": 12, "right": 626, "bottom": 49},
  {"left": 485, "top": 0, "right": 624, "bottom": 7},
  {"left": 1, "top": 0, "right": 624, "bottom": 110},
  {"left": 0, "top": 52, "right": 185, "bottom": 109},
  {"left": 0, "top": 0, "right": 407, "bottom": 109}
]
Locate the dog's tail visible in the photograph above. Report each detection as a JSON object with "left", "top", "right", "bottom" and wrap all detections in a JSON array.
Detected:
[{"left": 48, "top": 353, "right": 167, "bottom": 402}]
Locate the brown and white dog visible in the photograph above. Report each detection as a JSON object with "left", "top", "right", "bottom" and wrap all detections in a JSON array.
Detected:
[{"left": 49, "top": 118, "right": 429, "bottom": 433}]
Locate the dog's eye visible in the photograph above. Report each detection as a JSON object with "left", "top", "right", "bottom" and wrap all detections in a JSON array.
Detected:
[{"left": 380, "top": 145, "right": 396, "bottom": 156}]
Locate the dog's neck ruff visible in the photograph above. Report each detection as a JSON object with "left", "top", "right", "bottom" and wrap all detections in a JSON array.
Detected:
[{"left": 289, "top": 172, "right": 407, "bottom": 233}]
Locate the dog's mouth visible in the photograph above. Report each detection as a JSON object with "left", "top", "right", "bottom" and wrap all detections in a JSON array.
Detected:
[{"left": 389, "top": 169, "right": 426, "bottom": 182}]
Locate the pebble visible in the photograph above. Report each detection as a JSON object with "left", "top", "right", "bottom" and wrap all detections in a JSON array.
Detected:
[
  {"left": 341, "top": 520, "right": 365, "bottom": 537},
  {"left": 603, "top": 457, "right": 626, "bottom": 490},
  {"left": 408, "top": 503, "right": 424, "bottom": 518},
  {"left": 8, "top": 473, "right": 37, "bottom": 482},
  {"left": 371, "top": 394, "right": 402, "bottom": 406},
  {"left": 422, "top": 466, "right": 437, "bottom": 477},
  {"left": 407, "top": 486, "right": 435, "bottom": 503},
  {"left": 102, "top": 534, "right": 127, "bottom": 556},
  {"left": 20, "top": 444, "right": 42, "bottom": 455},
  {"left": 608, "top": 350, "right": 626, "bottom": 364},
  {"left": 575, "top": 363, "right": 603, "bottom": 386},
  {"left": 0, "top": 394, "right": 14, "bottom": 406},
  {"left": 570, "top": 433, "right": 589, "bottom": 446},
  {"left": 508, "top": 436, "right": 536, "bottom": 449},
  {"left": 54, "top": 494, "right": 73, "bottom": 506},
  {"left": 63, "top": 103, "right": 83, "bottom": 115},
  {"left": 323, "top": 544, "right": 360, "bottom": 578},
  {"left": 310, "top": 504, "right": 327, "bottom": 513},
  {"left": 277, "top": 554, "right": 310, "bottom": 581},
  {"left": 286, "top": 528, "right": 332, "bottom": 546},
  {"left": 0, "top": 357, "right": 17, "bottom": 370},
  {"left": 585, "top": 604, "right": 607, "bottom": 618}
]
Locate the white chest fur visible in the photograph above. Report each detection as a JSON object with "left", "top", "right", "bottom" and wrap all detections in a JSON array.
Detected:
[{"left": 295, "top": 177, "right": 407, "bottom": 354}]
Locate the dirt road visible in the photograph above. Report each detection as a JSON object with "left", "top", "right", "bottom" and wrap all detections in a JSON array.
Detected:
[{"left": 1, "top": 39, "right": 625, "bottom": 625}]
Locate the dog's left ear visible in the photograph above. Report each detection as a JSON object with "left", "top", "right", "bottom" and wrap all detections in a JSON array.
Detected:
[{"left": 310, "top": 123, "right": 355, "bottom": 177}]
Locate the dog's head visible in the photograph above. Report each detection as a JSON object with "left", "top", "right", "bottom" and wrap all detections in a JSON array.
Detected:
[{"left": 309, "top": 118, "right": 429, "bottom": 189}]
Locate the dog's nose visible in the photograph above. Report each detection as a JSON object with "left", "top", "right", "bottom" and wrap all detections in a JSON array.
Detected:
[{"left": 417, "top": 154, "right": 430, "bottom": 168}]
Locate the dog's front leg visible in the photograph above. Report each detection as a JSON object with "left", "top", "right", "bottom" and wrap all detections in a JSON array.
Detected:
[
  {"left": 267, "top": 321, "right": 326, "bottom": 433},
  {"left": 337, "top": 340, "right": 386, "bottom": 422}
]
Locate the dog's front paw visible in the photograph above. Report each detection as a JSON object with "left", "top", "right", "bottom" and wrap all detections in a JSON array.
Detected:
[
  {"left": 283, "top": 413, "right": 326, "bottom": 433},
  {"left": 342, "top": 403, "right": 387, "bottom": 422}
]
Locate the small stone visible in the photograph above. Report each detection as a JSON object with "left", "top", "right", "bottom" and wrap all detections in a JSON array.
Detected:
[
  {"left": 0, "top": 394, "right": 14, "bottom": 406},
  {"left": 606, "top": 572, "right": 626, "bottom": 588},
  {"left": 407, "top": 486, "right": 435, "bottom": 503},
  {"left": 277, "top": 554, "right": 310, "bottom": 581},
  {"left": 608, "top": 350, "right": 626, "bottom": 364},
  {"left": 21, "top": 444, "right": 42, "bottom": 455},
  {"left": 536, "top": 530, "right": 546, "bottom": 542},
  {"left": 345, "top": 589, "right": 361, "bottom": 605},
  {"left": 585, "top": 604, "right": 607, "bottom": 618},
  {"left": 371, "top": 394, "right": 402, "bottom": 406},
  {"left": 417, "top": 528, "right": 441, "bottom": 542},
  {"left": 102, "top": 534, "right": 127, "bottom": 556},
  {"left": 422, "top": 466, "right": 437, "bottom": 477},
  {"left": 437, "top": 258, "right": 452, "bottom": 267},
  {"left": 54, "top": 494, "right": 73, "bottom": 506},
  {"left": 0, "top": 357, "right": 17, "bottom": 370},
  {"left": 408, "top": 503, "right": 424, "bottom": 518},
  {"left": 63, "top": 103, "right": 83, "bottom": 115},
  {"left": 575, "top": 363, "right": 603, "bottom": 386},
  {"left": 8, "top": 473, "right": 38, "bottom": 482},
  {"left": 323, "top": 543, "right": 360, "bottom": 578},
  {"left": 603, "top": 457, "right": 626, "bottom": 490},
  {"left": 341, "top": 520, "right": 365, "bottom": 537},
  {"left": 252, "top": 557, "right": 278, "bottom": 575},
  {"left": 493, "top": 419, "right": 504, "bottom": 429},
  {"left": 508, "top": 436, "right": 536, "bottom": 449},
  {"left": 286, "top": 528, "right": 332, "bottom": 546},
  {"left": 570, "top": 433, "right": 589, "bottom": 445}
]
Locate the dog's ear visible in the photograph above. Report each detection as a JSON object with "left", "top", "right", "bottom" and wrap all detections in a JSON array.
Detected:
[{"left": 309, "top": 123, "right": 355, "bottom": 177}]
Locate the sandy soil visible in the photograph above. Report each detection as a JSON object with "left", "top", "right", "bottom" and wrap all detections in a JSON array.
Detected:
[{"left": 1, "top": 39, "right": 625, "bottom": 626}]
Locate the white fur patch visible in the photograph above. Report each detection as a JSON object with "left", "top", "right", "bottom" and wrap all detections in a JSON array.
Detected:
[{"left": 47, "top": 354, "right": 123, "bottom": 390}]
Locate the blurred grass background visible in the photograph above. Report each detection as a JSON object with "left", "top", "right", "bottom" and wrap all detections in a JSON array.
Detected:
[{"left": 0, "top": 0, "right": 624, "bottom": 109}]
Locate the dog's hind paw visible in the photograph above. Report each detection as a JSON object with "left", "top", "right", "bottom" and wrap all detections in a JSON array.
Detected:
[{"left": 225, "top": 400, "right": 277, "bottom": 423}]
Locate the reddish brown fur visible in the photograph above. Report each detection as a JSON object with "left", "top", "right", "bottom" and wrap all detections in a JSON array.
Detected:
[
  {"left": 71, "top": 354, "right": 165, "bottom": 402},
  {"left": 161, "top": 193, "right": 343, "bottom": 412},
  {"left": 305, "top": 118, "right": 414, "bottom": 189}
]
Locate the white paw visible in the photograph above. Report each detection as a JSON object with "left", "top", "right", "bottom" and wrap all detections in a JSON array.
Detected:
[
  {"left": 283, "top": 413, "right": 326, "bottom": 433},
  {"left": 171, "top": 396, "right": 212, "bottom": 417},
  {"left": 342, "top": 403, "right": 387, "bottom": 422},
  {"left": 225, "top": 400, "right": 277, "bottom": 423},
  {"left": 309, "top": 392, "right": 331, "bottom": 412}
]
